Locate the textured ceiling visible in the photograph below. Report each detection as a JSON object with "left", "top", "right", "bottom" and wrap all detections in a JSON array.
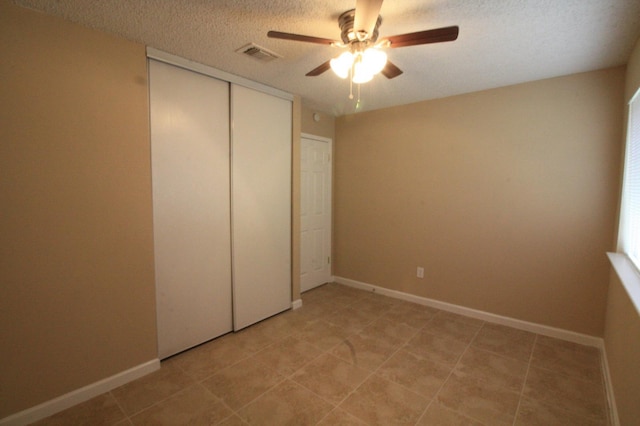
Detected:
[{"left": 14, "top": 0, "right": 640, "bottom": 115}]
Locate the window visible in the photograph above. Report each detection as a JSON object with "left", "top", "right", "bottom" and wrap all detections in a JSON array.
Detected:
[{"left": 620, "top": 88, "right": 640, "bottom": 269}]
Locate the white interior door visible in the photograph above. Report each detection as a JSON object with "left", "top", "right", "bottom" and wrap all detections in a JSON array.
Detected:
[
  {"left": 300, "top": 134, "right": 332, "bottom": 292},
  {"left": 150, "top": 60, "right": 232, "bottom": 359},
  {"left": 231, "top": 84, "right": 292, "bottom": 330}
]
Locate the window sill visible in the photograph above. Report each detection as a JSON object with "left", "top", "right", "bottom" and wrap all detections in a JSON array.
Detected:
[{"left": 607, "top": 252, "right": 640, "bottom": 316}]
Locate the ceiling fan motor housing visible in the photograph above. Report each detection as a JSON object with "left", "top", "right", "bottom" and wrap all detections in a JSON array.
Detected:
[{"left": 338, "top": 9, "right": 382, "bottom": 44}]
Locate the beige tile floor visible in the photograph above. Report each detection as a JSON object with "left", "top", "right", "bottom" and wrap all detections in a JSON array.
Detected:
[{"left": 34, "top": 283, "right": 610, "bottom": 425}]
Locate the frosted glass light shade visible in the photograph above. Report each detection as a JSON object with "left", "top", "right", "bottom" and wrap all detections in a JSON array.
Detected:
[
  {"left": 330, "top": 51, "right": 354, "bottom": 79},
  {"left": 352, "top": 60, "right": 373, "bottom": 84},
  {"left": 361, "top": 48, "right": 387, "bottom": 75}
]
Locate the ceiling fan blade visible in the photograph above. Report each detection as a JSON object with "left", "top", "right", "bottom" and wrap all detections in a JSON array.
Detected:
[
  {"left": 381, "top": 60, "right": 403, "bottom": 79},
  {"left": 354, "top": 0, "right": 384, "bottom": 38},
  {"left": 306, "top": 60, "right": 332, "bottom": 77},
  {"left": 385, "top": 26, "right": 459, "bottom": 48},
  {"left": 267, "top": 31, "right": 337, "bottom": 45}
]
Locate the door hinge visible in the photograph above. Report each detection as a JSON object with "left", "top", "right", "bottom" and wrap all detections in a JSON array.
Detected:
[{"left": 328, "top": 256, "right": 331, "bottom": 264}]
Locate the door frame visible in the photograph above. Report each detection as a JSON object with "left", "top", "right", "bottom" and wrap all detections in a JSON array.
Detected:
[{"left": 300, "top": 133, "right": 333, "bottom": 292}]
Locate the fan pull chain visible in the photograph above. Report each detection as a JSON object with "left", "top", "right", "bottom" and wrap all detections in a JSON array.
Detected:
[{"left": 349, "top": 66, "right": 354, "bottom": 99}]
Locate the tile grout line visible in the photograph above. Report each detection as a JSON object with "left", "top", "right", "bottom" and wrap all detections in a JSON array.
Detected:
[
  {"left": 312, "top": 306, "right": 481, "bottom": 425},
  {"left": 109, "top": 357, "right": 201, "bottom": 424},
  {"left": 325, "top": 298, "right": 487, "bottom": 425},
  {"left": 125, "top": 382, "right": 210, "bottom": 423},
  {"left": 290, "top": 318, "right": 380, "bottom": 423},
  {"left": 308, "top": 296, "right": 420, "bottom": 425},
  {"left": 404, "top": 308, "right": 446, "bottom": 425},
  {"left": 511, "top": 333, "right": 538, "bottom": 426},
  {"left": 224, "top": 292, "right": 376, "bottom": 425},
  {"left": 108, "top": 390, "right": 131, "bottom": 425},
  {"left": 314, "top": 298, "right": 400, "bottom": 425},
  {"left": 202, "top": 330, "right": 333, "bottom": 423},
  {"left": 159, "top": 322, "right": 294, "bottom": 423},
  {"left": 415, "top": 319, "right": 486, "bottom": 425},
  {"left": 509, "top": 355, "right": 611, "bottom": 423},
  {"left": 115, "top": 371, "right": 193, "bottom": 420},
  {"left": 195, "top": 382, "right": 238, "bottom": 425}
]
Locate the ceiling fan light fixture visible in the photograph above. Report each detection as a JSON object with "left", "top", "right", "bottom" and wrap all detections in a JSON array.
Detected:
[
  {"left": 331, "top": 47, "right": 385, "bottom": 83},
  {"left": 267, "top": 0, "right": 460, "bottom": 106}
]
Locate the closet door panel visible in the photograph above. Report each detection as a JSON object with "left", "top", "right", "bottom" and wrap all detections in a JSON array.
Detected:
[
  {"left": 231, "top": 84, "right": 292, "bottom": 330},
  {"left": 150, "top": 60, "right": 232, "bottom": 358}
]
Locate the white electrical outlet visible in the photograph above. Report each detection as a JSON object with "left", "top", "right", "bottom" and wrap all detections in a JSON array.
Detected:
[{"left": 417, "top": 267, "right": 424, "bottom": 279}]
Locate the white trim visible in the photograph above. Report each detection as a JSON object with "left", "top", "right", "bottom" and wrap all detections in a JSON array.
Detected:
[
  {"left": 333, "top": 276, "right": 603, "bottom": 347},
  {"left": 600, "top": 344, "right": 620, "bottom": 426},
  {"left": 291, "top": 299, "right": 303, "bottom": 310},
  {"left": 0, "top": 359, "right": 160, "bottom": 426},
  {"left": 629, "top": 85, "right": 640, "bottom": 106},
  {"left": 607, "top": 252, "right": 640, "bottom": 316},
  {"left": 146, "top": 47, "right": 293, "bottom": 102},
  {"left": 301, "top": 133, "right": 332, "bottom": 143}
]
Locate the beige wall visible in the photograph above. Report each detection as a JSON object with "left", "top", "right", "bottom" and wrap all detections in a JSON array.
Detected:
[
  {"left": 603, "top": 36, "right": 640, "bottom": 426},
  {"left": 301, "top": 105, "right": 335, "bottom": 140},
  {"left": 335, "top": 68, "right": 624, "bottom": 336},
  {"left": 0, "top": 2, "right": 157, "bottom": 418}
]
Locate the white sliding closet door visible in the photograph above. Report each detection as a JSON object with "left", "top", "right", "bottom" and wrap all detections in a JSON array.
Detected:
[
  {"left": 231, "top": 84, "right": 292, "bottom": 330},
  {"left": 150, "top": 60, "right": 232, "bottom": 359}
]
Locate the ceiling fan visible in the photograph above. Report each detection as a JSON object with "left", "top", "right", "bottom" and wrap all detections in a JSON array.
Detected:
[{"left": 267, "top": 0, "right": 459, "bottom": 99}]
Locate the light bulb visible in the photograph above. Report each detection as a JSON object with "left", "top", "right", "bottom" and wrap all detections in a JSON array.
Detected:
[
  {"left": 330, "top": 51, "right": 353, "bottom": 79},
  {"left": 361, "top": 48, "right": 387, "bottom": 75}
]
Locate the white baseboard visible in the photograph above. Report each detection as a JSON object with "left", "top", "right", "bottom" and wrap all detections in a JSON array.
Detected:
[
  {"left": 334, "top": 276, "right": 603, "bottom": 347},
  {"left": 600, "top": 345, "right": 620, "bottom": 426},
  {"left": 0, "top": 359, "right": 160, "bottom": 426},
  {"left": 291, "top": 299, "right": 303, "bottom": 310}
]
